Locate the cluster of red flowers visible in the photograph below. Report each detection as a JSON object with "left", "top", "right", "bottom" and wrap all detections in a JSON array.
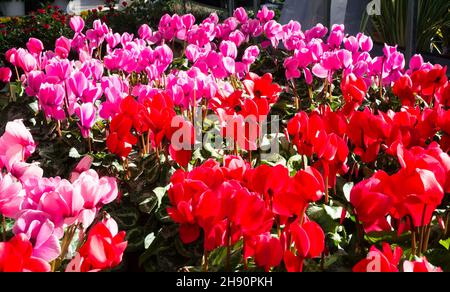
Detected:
[
  {"left": 287, "top": 107, "right": 349, "bottom": 192},
  {"left": 351, "top": 142, "right": 449, "bottom": 232},
  {"left": 210, "top": 73, "right": 282, "bottom": 151},
  {"left": 167, "top": 156, "right": 325, "bottom": 271},
  {"left": 106, "top": 94, "right": 194, "bottom": 167}
]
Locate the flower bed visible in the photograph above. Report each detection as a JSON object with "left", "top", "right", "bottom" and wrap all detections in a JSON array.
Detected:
[{"left": 0, "top": 6, "right": 449, "bottom": 272}]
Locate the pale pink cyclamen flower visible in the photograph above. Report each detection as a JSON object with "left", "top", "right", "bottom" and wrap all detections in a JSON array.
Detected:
[
  {"left": 13, "top": 210, "right": 63, "bottom": 262},
  {"left": 72, "top": 170, "right": 118, "bottom": 227},
  {"left": 38, "top": 179, "right": 84, "bottom": 227},
  {"left": 16, "top": 49, "right": 37, "bottom": 73},
  {"left": 0, "top": 173, "right": 25, "bottom": 218},
  {"left": 0, "top": 120, "right": 36, "bottom": 169},
  {"left": 70, "top": 156, "right": 94, "bottom": 183}
]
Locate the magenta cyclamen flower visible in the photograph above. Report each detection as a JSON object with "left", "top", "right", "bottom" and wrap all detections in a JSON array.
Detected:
[
  {"left": 70, "top": 16, "right": 85, "bottom": 34},
  {"left": 55, "top": 36, "right": 72, "bottom": 59},
  {"left": 257, "top": 6, "right": 275, "bottom": 23},
  {"left": 0, "top": 67, "right": 12, "bottom": 83},
  {"left": 38, "top": 83, "right": 66, "bottom": 120},
  {"left": 75, "top": 103, "right": 96, "bottom": 138},
  {"left": 26, "top": 38, "right": 44, "bottom": 55},
  {"left": 13, "top": 210, "right": 63, "bottom": 262}
]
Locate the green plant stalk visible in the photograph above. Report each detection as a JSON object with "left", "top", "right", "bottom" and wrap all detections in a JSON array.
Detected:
[
  {"left": 226, "top": 220, "right": 232, "bottom": 272},
  {"left": 1, "top": 214, "right": 6, "bottom": 242}
]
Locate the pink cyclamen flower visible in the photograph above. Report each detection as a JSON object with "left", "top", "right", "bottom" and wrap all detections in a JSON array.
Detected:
[
  {"left": 234, "top": 7, "right": 248, "bottom": 23},
  {"left": 38, "top": 83, "right": 66, "bottom": 120},
  {"left": 26, "top": 38, "right": 44, "bottom": 55},
  {"left": 0, "top": 173, "right": 24, "bottom": 218},
  {"left": 55, "top": 36, "right": 72, "bottom": 59},
  {"left": 38, "top": 179, "right": 84, "bottom": 227},
  {"left": 72, "top": 170, "right": 118, "bottom": 228},
  {"left": 327, "top": 24, "right": 345, "bottom": 48},
  {"left": 403, "top": 257, "right": 443, "bottom": 272},
  {"left": 70, "top": 156, "right": 94, "bottom": 183},
  {"left": 70, "top": 16, "right": 85, "bottom": 34},
  {"left": 13, "top": 210, "right": 63, "bottom": 262},
  {"left": 75, "top": 103, "right": 96, "bottom": 138},
  {"left": 16, "top": 50, "right": 37, "bottom": 73},
  {"left": 0, "top": 120, "right": 36, "bottom": 169},
  {"left": 257, "top": 6, "right": 275, "bottom": 23},
  {"left": 0, "top": 67, "right": 12, "bottom": 83},
  {"left": 72, "top": 170, "right": 118, "bottom": 209},
  {"left": 25, "top": 70, "right": 45, "bottom": 96}
]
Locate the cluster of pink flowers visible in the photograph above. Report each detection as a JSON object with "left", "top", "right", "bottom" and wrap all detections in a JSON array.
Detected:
[{"left": 0, "top": 120, "right": 125, "bottom": 271}]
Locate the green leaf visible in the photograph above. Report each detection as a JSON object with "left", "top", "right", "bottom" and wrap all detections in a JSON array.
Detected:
[{"left": 440, "top": 238, "right": 450, "bottom": 250}]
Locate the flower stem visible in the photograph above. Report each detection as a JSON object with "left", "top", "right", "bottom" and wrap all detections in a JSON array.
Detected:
[
  {"left": 422, "top": 224, "right": 431, "bottom": 254},
  {"left": 325, "top": 176, "right": 329, "bottom": 204},
  {"left": 202, "top": 250, "right": 209, "bottom": 272},
  {"left": 87, "top": 137, "right": 92, "bottom": 153},
  {"left": 1, "top": 215, "right": 6, "bottom": 242},
  {"left": 411, "top": 229, "right": 417, "bottom": 257},
  {"left": 226, "top": 220, "right": 232, "bottom": 272}
]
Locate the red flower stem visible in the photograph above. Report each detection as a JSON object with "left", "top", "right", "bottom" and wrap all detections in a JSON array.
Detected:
[{"left": 325, "top": 176, "right": 329, "bottom": 204}]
